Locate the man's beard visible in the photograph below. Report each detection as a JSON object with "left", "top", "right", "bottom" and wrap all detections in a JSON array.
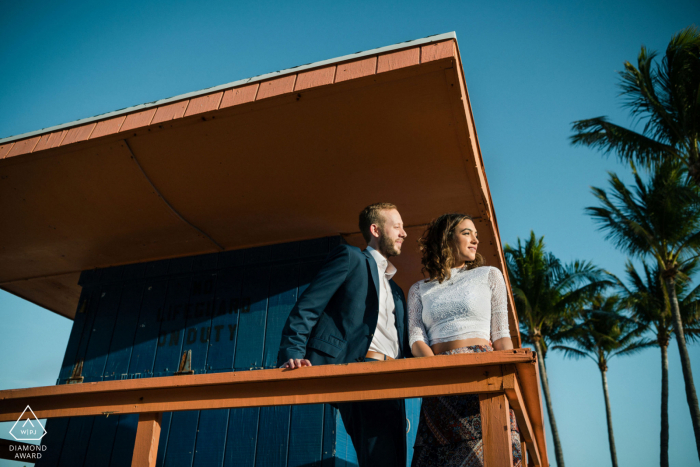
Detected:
[{"left": 379, "top": 233, "right": 401, "bottom": 257}]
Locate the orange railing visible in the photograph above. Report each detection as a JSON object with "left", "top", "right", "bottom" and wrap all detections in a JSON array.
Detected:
[{"left": 0, "top": 349, "right": 547, "bottom": 467}]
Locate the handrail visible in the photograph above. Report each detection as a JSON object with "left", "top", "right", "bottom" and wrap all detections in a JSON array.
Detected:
[{"left": 0, "top": 349, "right": 548, "bottom": 467}]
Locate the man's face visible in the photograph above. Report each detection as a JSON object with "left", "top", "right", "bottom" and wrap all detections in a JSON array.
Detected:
[{"left": 376, "top": 209, "right": 407, "bottom": 257}]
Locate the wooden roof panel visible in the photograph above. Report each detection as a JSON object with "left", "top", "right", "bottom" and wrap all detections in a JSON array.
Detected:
[
  {"left": 220, "top": 83, "right": 259, "bottom": 108},
  {"left": 121, "top": 108, "right": 157, "bottom": 132},
  {"left": 256, "top": 75, "right": 297, "bottom": 100},
  {"left": 0, "top": 272, "right": 81, "bottom": 319},
  {"left": 33, "top": 130, "right": 66, "bottom": 152},
  {"left": 335, "top": 56, "right": 377, "bottom": 82},
  {"left": 0, "top": 36, "right": 518, "bottom": 348},
  {"left": 0, "top": 142, "right": 15, "bottom": 158},
  {"left": 90, "top": 116, "right": 126, "bottom": 139},
  {"left": 0, "top": 33, "right": 459, "bottom": 147},
  {"left": 6, "top": 136, "right": 40, "bottom": 158},
  {"left": 184, "top": 92, "right": 223, "bottom": 117},
  {"left": 421, "top": 40, "right": 455, "bottom": 62},
  {"left": 60, "top": 123, "right": 95, "bottom": 146},
  {"left": 0, "top": 142, "right": 217, "bottom": 283},
  {"left": 152, "top": 100, "right": 189, "bottom": 124},
  {"left": 294, "top": 66, "right": 336, "bottom": 91},
  {"left": 377, "top": 47, "right": 420, "bottom": 73}
]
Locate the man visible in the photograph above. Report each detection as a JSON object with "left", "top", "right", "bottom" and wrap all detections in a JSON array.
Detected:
[{"left": 277, "top": 202, "right": 412, "bottom": 467}]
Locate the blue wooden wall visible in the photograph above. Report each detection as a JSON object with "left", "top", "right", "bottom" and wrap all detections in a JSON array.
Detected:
[{"left": 36, "top": 237, "right": 421, "bottom": 467}]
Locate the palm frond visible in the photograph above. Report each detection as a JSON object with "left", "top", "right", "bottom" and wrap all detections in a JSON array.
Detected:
[
  {"left": 571, "top": 117, "right": 677, "bottom": 166},
  {"left": 570, "top": 26, "right": 700, "bottom": 185},
  {"left": 618, "top": 49, "right": 681, "bottom": 146},
  {"left": 587, "top": 160, "right": 700, "bottom": 268},
  {"left": 610, "top": 338, "right": 656, "bottom": 358},
  {"left": 551, "top": 345, "right": 596, "bottom": 363},
  {"left": 505, "top": 231, "right": 609, "bottom": 348},
  {"left": 556, "top": 296, "right": 651, "bottom": 366}
]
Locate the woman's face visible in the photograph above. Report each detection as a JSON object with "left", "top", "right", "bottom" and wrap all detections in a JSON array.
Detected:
[{"left": 452, "top": 218, "right": 479, "bottom": 265}]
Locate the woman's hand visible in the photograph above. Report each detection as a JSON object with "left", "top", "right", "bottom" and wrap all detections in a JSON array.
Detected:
[{"left": 411, "top": 341, "right": 435, "bottom": 357}]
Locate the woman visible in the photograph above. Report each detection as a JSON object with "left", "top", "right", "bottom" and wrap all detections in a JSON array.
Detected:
[{"left": 408, "top": 213, "right": 522, "bottom": 467}]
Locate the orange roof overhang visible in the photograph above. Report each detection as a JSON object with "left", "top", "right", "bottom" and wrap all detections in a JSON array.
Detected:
[{"left": 0, "top": 34, "right": 520, "bottom": 346}]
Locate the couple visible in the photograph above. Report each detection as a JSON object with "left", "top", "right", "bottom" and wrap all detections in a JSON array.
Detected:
[{"left": 277, "top": 203, "right": 522, "bottom": 467}]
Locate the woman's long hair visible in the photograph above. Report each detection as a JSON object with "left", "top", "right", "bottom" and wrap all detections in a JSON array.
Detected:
[{"left": 419, "top": 213, "right": 483, "bottom": 283}]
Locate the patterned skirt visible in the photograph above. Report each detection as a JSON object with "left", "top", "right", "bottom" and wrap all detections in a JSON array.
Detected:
[{"left": 411, "top": 345, "right": 522, "bottom": 467}]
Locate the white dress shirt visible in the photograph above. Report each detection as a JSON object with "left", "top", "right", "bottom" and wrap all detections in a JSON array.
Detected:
[{"left": 366, "top": 246, "right": 400, "bottom": 358}]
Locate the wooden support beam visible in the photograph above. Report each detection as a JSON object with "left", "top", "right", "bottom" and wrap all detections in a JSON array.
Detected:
[
  {"left": 479, "top": 392, "right": 513, "bottom": 467},
  {"left": 1, "top": 364, "right": 504, "bottom": 420},
  {"left": 131, "top": 412, "right": 162, "bottom": 467},
  {"left": 516, "top": 355, "right": 547, "bottom": 467},
  {"left": 0, "top": 350, "right": 549, "bottom": 467},
  {"left": 0, "top": 351, "right": 536, "bottom": 421},
  {"left": 503, "top": 366, "right": 541, "bottom": 466}
]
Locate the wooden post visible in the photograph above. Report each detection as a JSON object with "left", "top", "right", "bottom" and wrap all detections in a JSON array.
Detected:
[
  {"left": 528, "top": 444, "right": 536, "bottom": 467},
  {"left": 131, "top": 412, "right": 162, "bottom": 467},
  {"left": 521, "top": 441, "right": 527, "bottom": 466},
  {"left": 480, "top": 393, "right": 513, "bottom": 467}
]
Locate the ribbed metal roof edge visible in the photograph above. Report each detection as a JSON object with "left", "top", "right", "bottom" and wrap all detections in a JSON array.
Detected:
[{"left": 0, "top": 32, "right": 457, "bottom": 145}]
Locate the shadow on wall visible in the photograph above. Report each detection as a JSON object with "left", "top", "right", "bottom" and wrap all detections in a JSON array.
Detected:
[{"left": 60, "top": 237, "right": 343, "bottom": 385}]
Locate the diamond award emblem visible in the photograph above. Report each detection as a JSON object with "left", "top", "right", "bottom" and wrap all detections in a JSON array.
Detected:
[{"left": 9, "top": 406, "right": 47, "bottom": 441}]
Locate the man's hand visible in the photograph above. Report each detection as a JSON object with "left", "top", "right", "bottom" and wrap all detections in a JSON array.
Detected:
[{"left": 281, "top": 359, "right": 312, "bottom": 369}]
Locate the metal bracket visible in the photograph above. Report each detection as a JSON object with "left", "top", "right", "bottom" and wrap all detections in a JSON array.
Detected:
[
  {"left": 175, "top": 350, "right": 194, "bottom": 375},
  {"left": 67, "top": 360, "right": 84, "bottom": 384}
]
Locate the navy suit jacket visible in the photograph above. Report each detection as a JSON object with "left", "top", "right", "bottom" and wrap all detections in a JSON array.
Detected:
[{"left": 277, "top": 244, "right": 412, "bottom": 366}]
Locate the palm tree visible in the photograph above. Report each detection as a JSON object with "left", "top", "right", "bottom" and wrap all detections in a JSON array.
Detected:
[
  {"left": 553, "top": 295, "right": 651, "bottom": 467},
  {"left": 505, "top": 232, "right": 612, "bottom": 467},
  {"left": 618, "top": 260, "right": 700, "bottom": 467},
  {"left": 588, "top": 161, "right": 700, "bottom": 457},
  {"left": 571, "top": 26, "right": 700, "bottom": 184}
]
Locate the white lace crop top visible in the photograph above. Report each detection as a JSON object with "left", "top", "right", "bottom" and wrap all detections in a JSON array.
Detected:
[{"left": 408, "top": 266, "right": 511, "bottom": 348}]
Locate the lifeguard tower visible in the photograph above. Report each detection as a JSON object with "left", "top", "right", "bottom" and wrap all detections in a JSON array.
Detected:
[{"left": 0, "top": 33, "right": 549, "bottom": 467}]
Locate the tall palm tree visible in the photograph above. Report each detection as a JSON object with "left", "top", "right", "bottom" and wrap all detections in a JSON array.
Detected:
[
  {"left": 570, "top": 26, "right": 700, "bottom": 184},
  {"left": 617, "top": 260, "right": 700, "bottom": 467},
  {"left": 505, "top": 232, "right": 612, "bottom": 467},
  {"left": 553, "top": 295, "right": 651, "bottom": 467},
  {"left": 588, "top": 161, "right": 700, "bottom": 457}
]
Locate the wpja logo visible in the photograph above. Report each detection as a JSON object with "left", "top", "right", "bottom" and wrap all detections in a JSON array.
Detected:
[
  {"left": 5, "top": 406, "right": 48, "bottom": 460},
  {"left": 9, "top": 405, "right": 47, "bottom": 441}
]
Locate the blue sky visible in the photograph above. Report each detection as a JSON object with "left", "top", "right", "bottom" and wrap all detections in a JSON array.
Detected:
[{"left": 1, "top": 1, "right": 699, "bottom": 466}]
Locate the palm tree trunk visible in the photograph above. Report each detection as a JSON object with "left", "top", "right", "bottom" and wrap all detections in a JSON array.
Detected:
[
  {"left": 601, "top": 368, "right": 618, "bottom": 467},
  {"left": 665, "top": 276, "right": 700, "bottom": 459},
  {"left": 660, "top": 343, "right": 669, "bottom": 467},
  {"left": 534, "top": 340, "right": 565, "bottom": 467}
]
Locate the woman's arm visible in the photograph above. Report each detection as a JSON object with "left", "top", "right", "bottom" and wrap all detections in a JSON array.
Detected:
[
  {"left": 411, "top": 341, "right": 435, "bottom": 357},
  {"left": 489, "top": 268, "right": 513, "bottom": 350},
  {"left": 408, "top": 282, "right": 434, "bottom": 357},
  {"left": 493, "top": 337, "right": 514, "bottom": 351}
]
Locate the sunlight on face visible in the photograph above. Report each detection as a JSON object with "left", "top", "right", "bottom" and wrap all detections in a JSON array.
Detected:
[
  {"left": 377, "top": 209, "right": 407, "bottom": 257},
  {"left": 453, "top": 218, "right": 479, "bottom": 264}
]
